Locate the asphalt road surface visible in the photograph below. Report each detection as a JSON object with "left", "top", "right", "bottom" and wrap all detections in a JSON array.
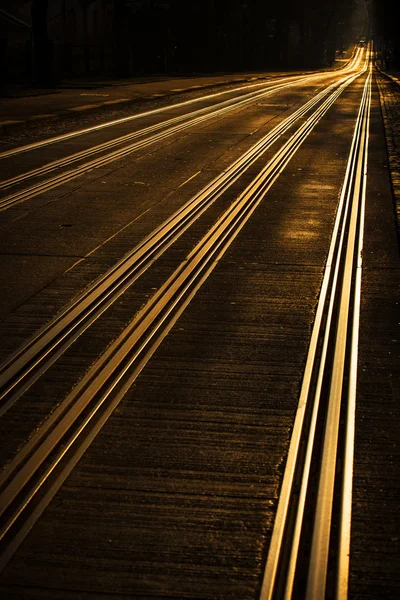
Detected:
[{"left": 0, "top": 48, "right": 398, "bottom": 599}]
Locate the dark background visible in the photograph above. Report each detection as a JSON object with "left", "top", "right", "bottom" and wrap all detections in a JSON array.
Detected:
[{"left": 0, "top": 1, "right": 397, "bottom": 88}]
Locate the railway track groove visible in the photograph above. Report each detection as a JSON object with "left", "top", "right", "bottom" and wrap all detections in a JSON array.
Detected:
[
  {"left": 0, "top": 71, "right": 359, "bottom": 418},
  {"left": 0, "top": 50, "right": 364, "bottom": 214},
  {"left": 0, "top": 78, "right": 317, "bottom": 212},
  {"left": 0, "top": 78, "right": 308, "bottom": 191},
  {"left": 260, "top": 62, "right": 372, "bottom": 600},
  {"left": 0, "top": 76, "right": 303, "bottom": 161}
]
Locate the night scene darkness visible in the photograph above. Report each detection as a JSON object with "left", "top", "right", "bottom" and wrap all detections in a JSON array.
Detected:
[
  {"left": 0, "top": 2, "right": 399, "bottom": 600},
  {"left": 0, "top": 1, "right": 398, "bottom": 83}
]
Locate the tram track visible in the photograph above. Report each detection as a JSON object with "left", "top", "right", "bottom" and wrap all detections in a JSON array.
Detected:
[
  {"left": 0, "top": 76, "right": 314, "bottom": 210},
  {"left": 0, "top": 76, "right": 303, "bottom": 162},
  {"left": 0, "top": 70, "right": 362, "bottom": 417},
  {"left": 0, "top": 48, "right": 360, "bottom": 164},
  {"left": 0, "top": 54, "right": 368, "bottom": 574},
  {"left": 0, "top": 51, "right": 364, "bottom": 213},
  {"left": 260, "top": 62, "right": 372, "bottom": 600},
  {"left": 0, "top": 78, "right": 301, "bottom": 188}
]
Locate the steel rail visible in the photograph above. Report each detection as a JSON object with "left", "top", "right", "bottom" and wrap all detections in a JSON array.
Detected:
[
  {"left": 259, "top": 62, "right": 371, "bottom": 600},
  {"left": 0, "top": 63, "right": 364, "bottom": 573},
  {"left": 306, "top": 66, "right": 371, "bottom": 600},
  {"left": 0, "top": 75, "right": 302, "bottom": 161},
  {"left": 262, "top": 80, "right": 366, "bottom": 600},
  {"left": 0, "top": 75, "right": 325, "bottom": 212},
  {"left": 0, "top": 72, "right": 359, "bottom": 418},
  {"left": 0, "top": 77, "right": 308, "bottom": 191},
  {"left": 0, "top": 74, "right": 350, "bottom": 415},
  {"left": 335, "top": 84, "right": 369, "bottom": 599},
  {"left": 0, "top": 46, "right": 363, "bottom": 163},
  {"left": 0, "top": 47, "right": 365, "bottom": 210}
]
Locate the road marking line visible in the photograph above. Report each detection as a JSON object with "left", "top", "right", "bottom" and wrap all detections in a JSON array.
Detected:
[
  {"left": 68, "top": 104, "right": 101, "bottom": 111},
  {"left": 102, "top": 98, "right": 130, "bottom": 105},
  {"left": 0, "top": 120, "right": 23, "bottom": 126},
  {"left": 29, "top": 114, "right": 57, "bottom": 120}
]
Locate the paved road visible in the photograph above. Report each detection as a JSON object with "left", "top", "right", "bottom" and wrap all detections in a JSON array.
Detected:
[
  {"left": 0, "top": 72, "right": 287, "bottom": 134},
  {"left": 0, "top": 55, "right": 398, "bottom": 599}
]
